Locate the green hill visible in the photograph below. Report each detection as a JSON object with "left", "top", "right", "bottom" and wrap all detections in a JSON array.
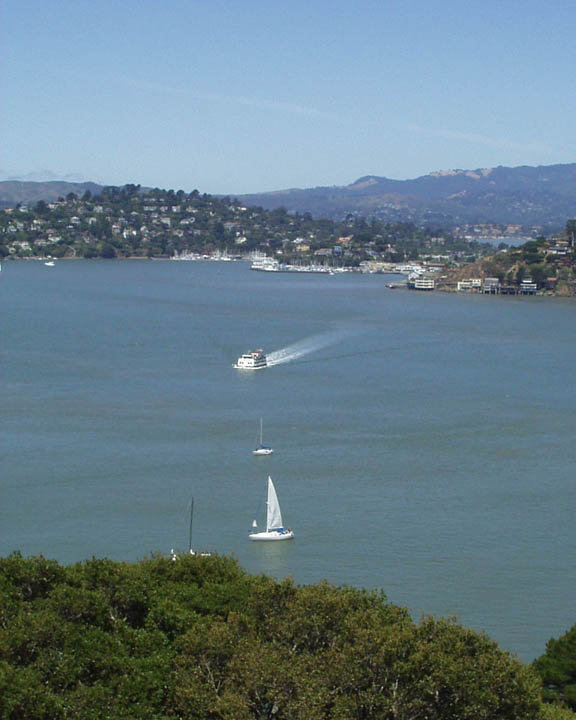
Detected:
[{"left": 0, "top": 183, "right": 491, "bottom": 264}]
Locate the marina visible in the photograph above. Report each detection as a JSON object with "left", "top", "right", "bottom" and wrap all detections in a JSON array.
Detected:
[{"left": 250, "top": 255, "right": 333, "bottom": 273}]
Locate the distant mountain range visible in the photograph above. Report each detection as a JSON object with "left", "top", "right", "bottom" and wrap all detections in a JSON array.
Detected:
[
  {"left": 2, "top": 163, "right": 576, "bottom": 229},
  {"left": 0, "top": 180, "right": 104, "bottom": 208},
  {"left": 234, "top": 164, "right": 576, "bottom": 230}
]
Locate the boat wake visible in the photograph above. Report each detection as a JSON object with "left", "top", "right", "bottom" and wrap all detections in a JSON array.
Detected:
[{"left": 266, "top": 331, "right": 350, "bottom": 367}]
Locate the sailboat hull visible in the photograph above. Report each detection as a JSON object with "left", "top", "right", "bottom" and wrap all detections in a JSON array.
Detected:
[{"left": 249, "top": 529, "right": 294, "bottom": 541}]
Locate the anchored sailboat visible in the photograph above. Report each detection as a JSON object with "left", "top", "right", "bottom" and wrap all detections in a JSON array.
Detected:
[
  {"left": 253, "top": 418, "right": 273, "bottom": 456},
  {"left": 171, "top": 495, "right": 211, "bottom": 559},
  {"left": 188, "top": 496, "right": 195, "bottom": 555},
  {"left": 249, "top": 476, "right": 294, "bottom": 541}
]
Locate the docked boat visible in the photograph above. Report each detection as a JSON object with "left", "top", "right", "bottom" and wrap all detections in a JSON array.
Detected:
[
  {"left": 250, "top": 256, "right": 331, "bottom": 274},
  {"left": 234, "top": 349, "right": 267, "bottom": 370},
  {"left": 249, "top": 476, "right": 294, "bottom": 541},
  {"left": 253, "top": 418, "right": 273, "bottom": 456}
]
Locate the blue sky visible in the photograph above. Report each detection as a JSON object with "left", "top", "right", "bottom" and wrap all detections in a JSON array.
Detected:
[{"left": 2, "top": 0, "right": 575, "bottom": 194}]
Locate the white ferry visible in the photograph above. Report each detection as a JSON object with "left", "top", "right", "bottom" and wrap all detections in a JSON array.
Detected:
[
  {"left": 234, "top": 349, "right": 267, "bottom": 370},
  {"left": 250, "top": 257, "right": 281, "bottom": 272},
  {"left": 250, "top": 256, "right": 331, "bottom": 274}
]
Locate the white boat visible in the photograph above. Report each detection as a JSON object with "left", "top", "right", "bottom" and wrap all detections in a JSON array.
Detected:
[
  {"left": 250, "top": 256, "right": 331, "bottom": 274},
  {"left": 253, "top": 418, "right": 273, "bottom": 456},
  {"left": 44, "top": 260, "right": 55, "bottom": 267},
  {"left": 234, "top": 349, "right": 267, "bottom": 370},
  {"left": 251, "top": 257, "right": 281, "bottom": 272},
  {"left": 249, "top": 476, "right": 294, "bottom": 541}
]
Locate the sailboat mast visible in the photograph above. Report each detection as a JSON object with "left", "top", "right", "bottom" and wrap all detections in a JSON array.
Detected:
[{"left": 188, "top": 496, "right": 194, "bottom": 554}]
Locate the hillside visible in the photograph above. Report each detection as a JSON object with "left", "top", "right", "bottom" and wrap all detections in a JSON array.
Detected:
[
  {"left": 0, "top": 184, "right": 493, "bottom": 263},
  {"left": 235, "top": 163, "right": 576, "bottom": 229},
  {"left": 0, "top": 180, "right": 104, "bottom": 208},
  {"left": 435, "top": 233, "right": 576, "bottom": 296},
  {"left": 2, "top": 163, "right": 576, "bottom": 230}
]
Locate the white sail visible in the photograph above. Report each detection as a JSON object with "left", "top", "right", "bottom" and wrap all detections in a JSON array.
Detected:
[
  {"left": 266, "top": 476, "right": 283, "bottom": 531},
  {"left": 249, "top": 476, "right": 293, "bottom": 541}
]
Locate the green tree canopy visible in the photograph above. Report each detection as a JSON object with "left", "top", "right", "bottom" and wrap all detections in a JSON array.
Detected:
[
  {"left": 534, "top": 623, "right": 576, "bottom": 710},
  {"left": 0, "top": 552, "right": 550, "bottom": 719},
  {"left": 101, "top": 243, "right": 116, "bottom": 259}
]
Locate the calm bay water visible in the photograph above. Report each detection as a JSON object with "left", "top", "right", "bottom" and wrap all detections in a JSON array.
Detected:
[{"left": 2, "top": 259, "right": 575, "bottom": 661}]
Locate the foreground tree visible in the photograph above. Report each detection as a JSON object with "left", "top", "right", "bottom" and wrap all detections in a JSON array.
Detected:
[
  {"left": 534, "top": 624, "right": 576, "bottom": 710},
  {"left": 0, "top": 552, "right": 551, "bottom": 719}
]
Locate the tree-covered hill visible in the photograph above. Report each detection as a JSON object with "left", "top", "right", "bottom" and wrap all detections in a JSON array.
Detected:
[
  {"left": 4, "top": 162, "right": 576, "bottom": 231},
  {"left": 0, "top": 184, "right": 491, "bottom": 264},
  {"left": 0, "top": 552, "right": 573, "bottom": 719},
  {"left": 435, "top": 221, "right": 576, "bottom": 295}
]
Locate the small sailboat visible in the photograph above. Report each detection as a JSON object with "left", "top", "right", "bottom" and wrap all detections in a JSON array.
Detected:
[
  {"left": 253, "top": 418, "right": 273, "bottom": 456},
  {"left": 249, "top": 476, "right": 294, "bottom": 541},
  {"left": 171, "top": 495, "right": 211, "bottom": 559},
  {"left": 188, "top": 496, "right": 196, "bottom": 555}
]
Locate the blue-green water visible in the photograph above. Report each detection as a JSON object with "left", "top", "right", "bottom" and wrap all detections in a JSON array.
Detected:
[{"left": 2, "top": 259, "right": 575, "bottom": 661}]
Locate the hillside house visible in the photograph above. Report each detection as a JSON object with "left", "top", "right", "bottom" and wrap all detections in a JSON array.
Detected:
[
  {"left": 457, "top": 278, "right": 482, "bottom": 291},
  {"left": 409, "top": 274, "right": 435, "bottom": 290},
  {"left": 519, "top": 280, "right": 537, "bottom": 294},
  {"left": 482, "top": 277, "right": 500, "bottom": 294}
]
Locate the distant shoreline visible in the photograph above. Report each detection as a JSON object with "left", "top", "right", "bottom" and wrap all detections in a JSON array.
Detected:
[{"left": 4, "top": 256, "right": 574, "bottom": 299}]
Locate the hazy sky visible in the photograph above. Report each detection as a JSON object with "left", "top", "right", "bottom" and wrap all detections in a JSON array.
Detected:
[{"left": 2, "top": 0, "right": 574, "bottom": 194}]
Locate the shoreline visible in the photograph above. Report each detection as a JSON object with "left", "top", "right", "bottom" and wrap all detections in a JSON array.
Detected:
[{"left": 3, "top": 257, "right": 574, "bottom": 298}]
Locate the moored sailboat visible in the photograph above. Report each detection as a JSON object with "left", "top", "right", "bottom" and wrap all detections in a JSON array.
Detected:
[
  {"left": 253, "top": 418, "right": 273, "bottom": 456},
  {"left": 171, "top": 496, "right": 211, "bottom": 559}
]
